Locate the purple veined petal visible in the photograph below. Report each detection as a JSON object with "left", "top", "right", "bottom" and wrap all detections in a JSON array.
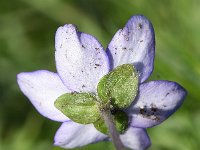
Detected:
[
  {"left": 55, "top": 24, "right": 110, "bottom": 93},
  {"left": 107, "top": 15, "right": 155, "bottom": 83},
  {"left": 120, "top": 127, "right": 151, "bottom": 150},
  {"left": 17, "top": 70, "right": 71, "bottom": 122},
  {"left": 126, "top": 80, "right": 187, "bottom": 128},
  {"left": 54, "top": 121, "right": 108, "bottom": 149}
]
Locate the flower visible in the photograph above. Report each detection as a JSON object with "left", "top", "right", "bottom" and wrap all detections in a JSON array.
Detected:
[{"left": 17, "top": 15, "right": 187, "bottom": 150}]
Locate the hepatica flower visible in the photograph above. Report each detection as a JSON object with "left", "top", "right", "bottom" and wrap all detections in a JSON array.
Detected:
[{"left": 17, "top": 15, "right": 186, "bottom": 150}]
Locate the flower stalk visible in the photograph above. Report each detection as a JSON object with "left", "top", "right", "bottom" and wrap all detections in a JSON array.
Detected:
[{"left": 101, "top": 109, "right": 124, "bottom": 150}]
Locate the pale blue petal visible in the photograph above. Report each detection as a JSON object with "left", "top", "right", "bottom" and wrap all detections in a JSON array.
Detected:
[
  {"left": 54, "top": 121, "right": 108, "bottom": 148},
  {"left": 120, "top": 127, "right": 151, "bottom": 150},
  {"left": 107, "top": 15, "right": 155, "bottom": 83},
  {"left": 55, "top": 24, "right": 110, "bottom": 93},
  {"left": 126, "top": 80, "right": 187, "bottom": 128},
  {"left": 17, "top": 70, "right": 70, "bottom": 122}
]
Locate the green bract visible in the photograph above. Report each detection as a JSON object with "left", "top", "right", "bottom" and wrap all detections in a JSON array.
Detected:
[
  {"left": 54, "top": 93, "right": 100, "bottom": 124},
  {"left": 54, "top": 64, "right": 139, "bottom": 134},
  {"left": 97, "top": 64, "right": 138, "bottom": 109},
  {"left": 94, "top": 110, "right": 129, "bottom": 134}
]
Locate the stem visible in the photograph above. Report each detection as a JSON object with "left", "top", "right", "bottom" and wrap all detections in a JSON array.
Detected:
[{"left": 101, "top": 109, "right": 124, "bottom": 150}]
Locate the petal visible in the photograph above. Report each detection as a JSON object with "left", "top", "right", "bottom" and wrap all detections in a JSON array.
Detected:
[
  {"left": 107, "top": 15, "right": 155, "bottom": 83},
  {"left": 55, "top": 24, "right": 110, "bottom": 93},
  {"left": 120, "top": 127, "right": 151, "bottom": 150},
  {"left": 17, "top": 70, "right": 70, "bottom": 122},
  {"left": 126, "top": 80, "right": 187, "bottom": 128},
  {"left": 54, "top": 121, "right": 108, "bottom": 149}
]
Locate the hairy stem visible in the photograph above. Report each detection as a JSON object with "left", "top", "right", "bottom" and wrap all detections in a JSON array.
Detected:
[{"left": 101, "top": 109, "right": 124, "bottom": 150}]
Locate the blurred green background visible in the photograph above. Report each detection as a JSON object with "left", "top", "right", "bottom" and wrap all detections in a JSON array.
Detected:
[{"left": 0, "top": 0, "right": 200, "bottom": 150}]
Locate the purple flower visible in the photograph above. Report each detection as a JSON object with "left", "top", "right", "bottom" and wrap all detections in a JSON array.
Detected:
[{"left": 17, "top": 15, "right": 186, "bottom": 150}]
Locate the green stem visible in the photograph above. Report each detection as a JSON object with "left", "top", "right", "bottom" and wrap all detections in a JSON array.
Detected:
[{"left": 101, "top": 109, "right": 124, "bottom": 150}]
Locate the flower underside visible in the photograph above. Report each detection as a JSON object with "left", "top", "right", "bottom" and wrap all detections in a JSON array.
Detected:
[
  {"left": 55, "top": 64, "right": 139, "bottom": 134},
  {"left": 17, "top": 15, "right": 187, "bottom": 150}
]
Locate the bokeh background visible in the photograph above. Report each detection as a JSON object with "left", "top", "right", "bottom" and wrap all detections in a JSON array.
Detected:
[{"left": 0, "top": 0, "right": 200, "bottom": 150}]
